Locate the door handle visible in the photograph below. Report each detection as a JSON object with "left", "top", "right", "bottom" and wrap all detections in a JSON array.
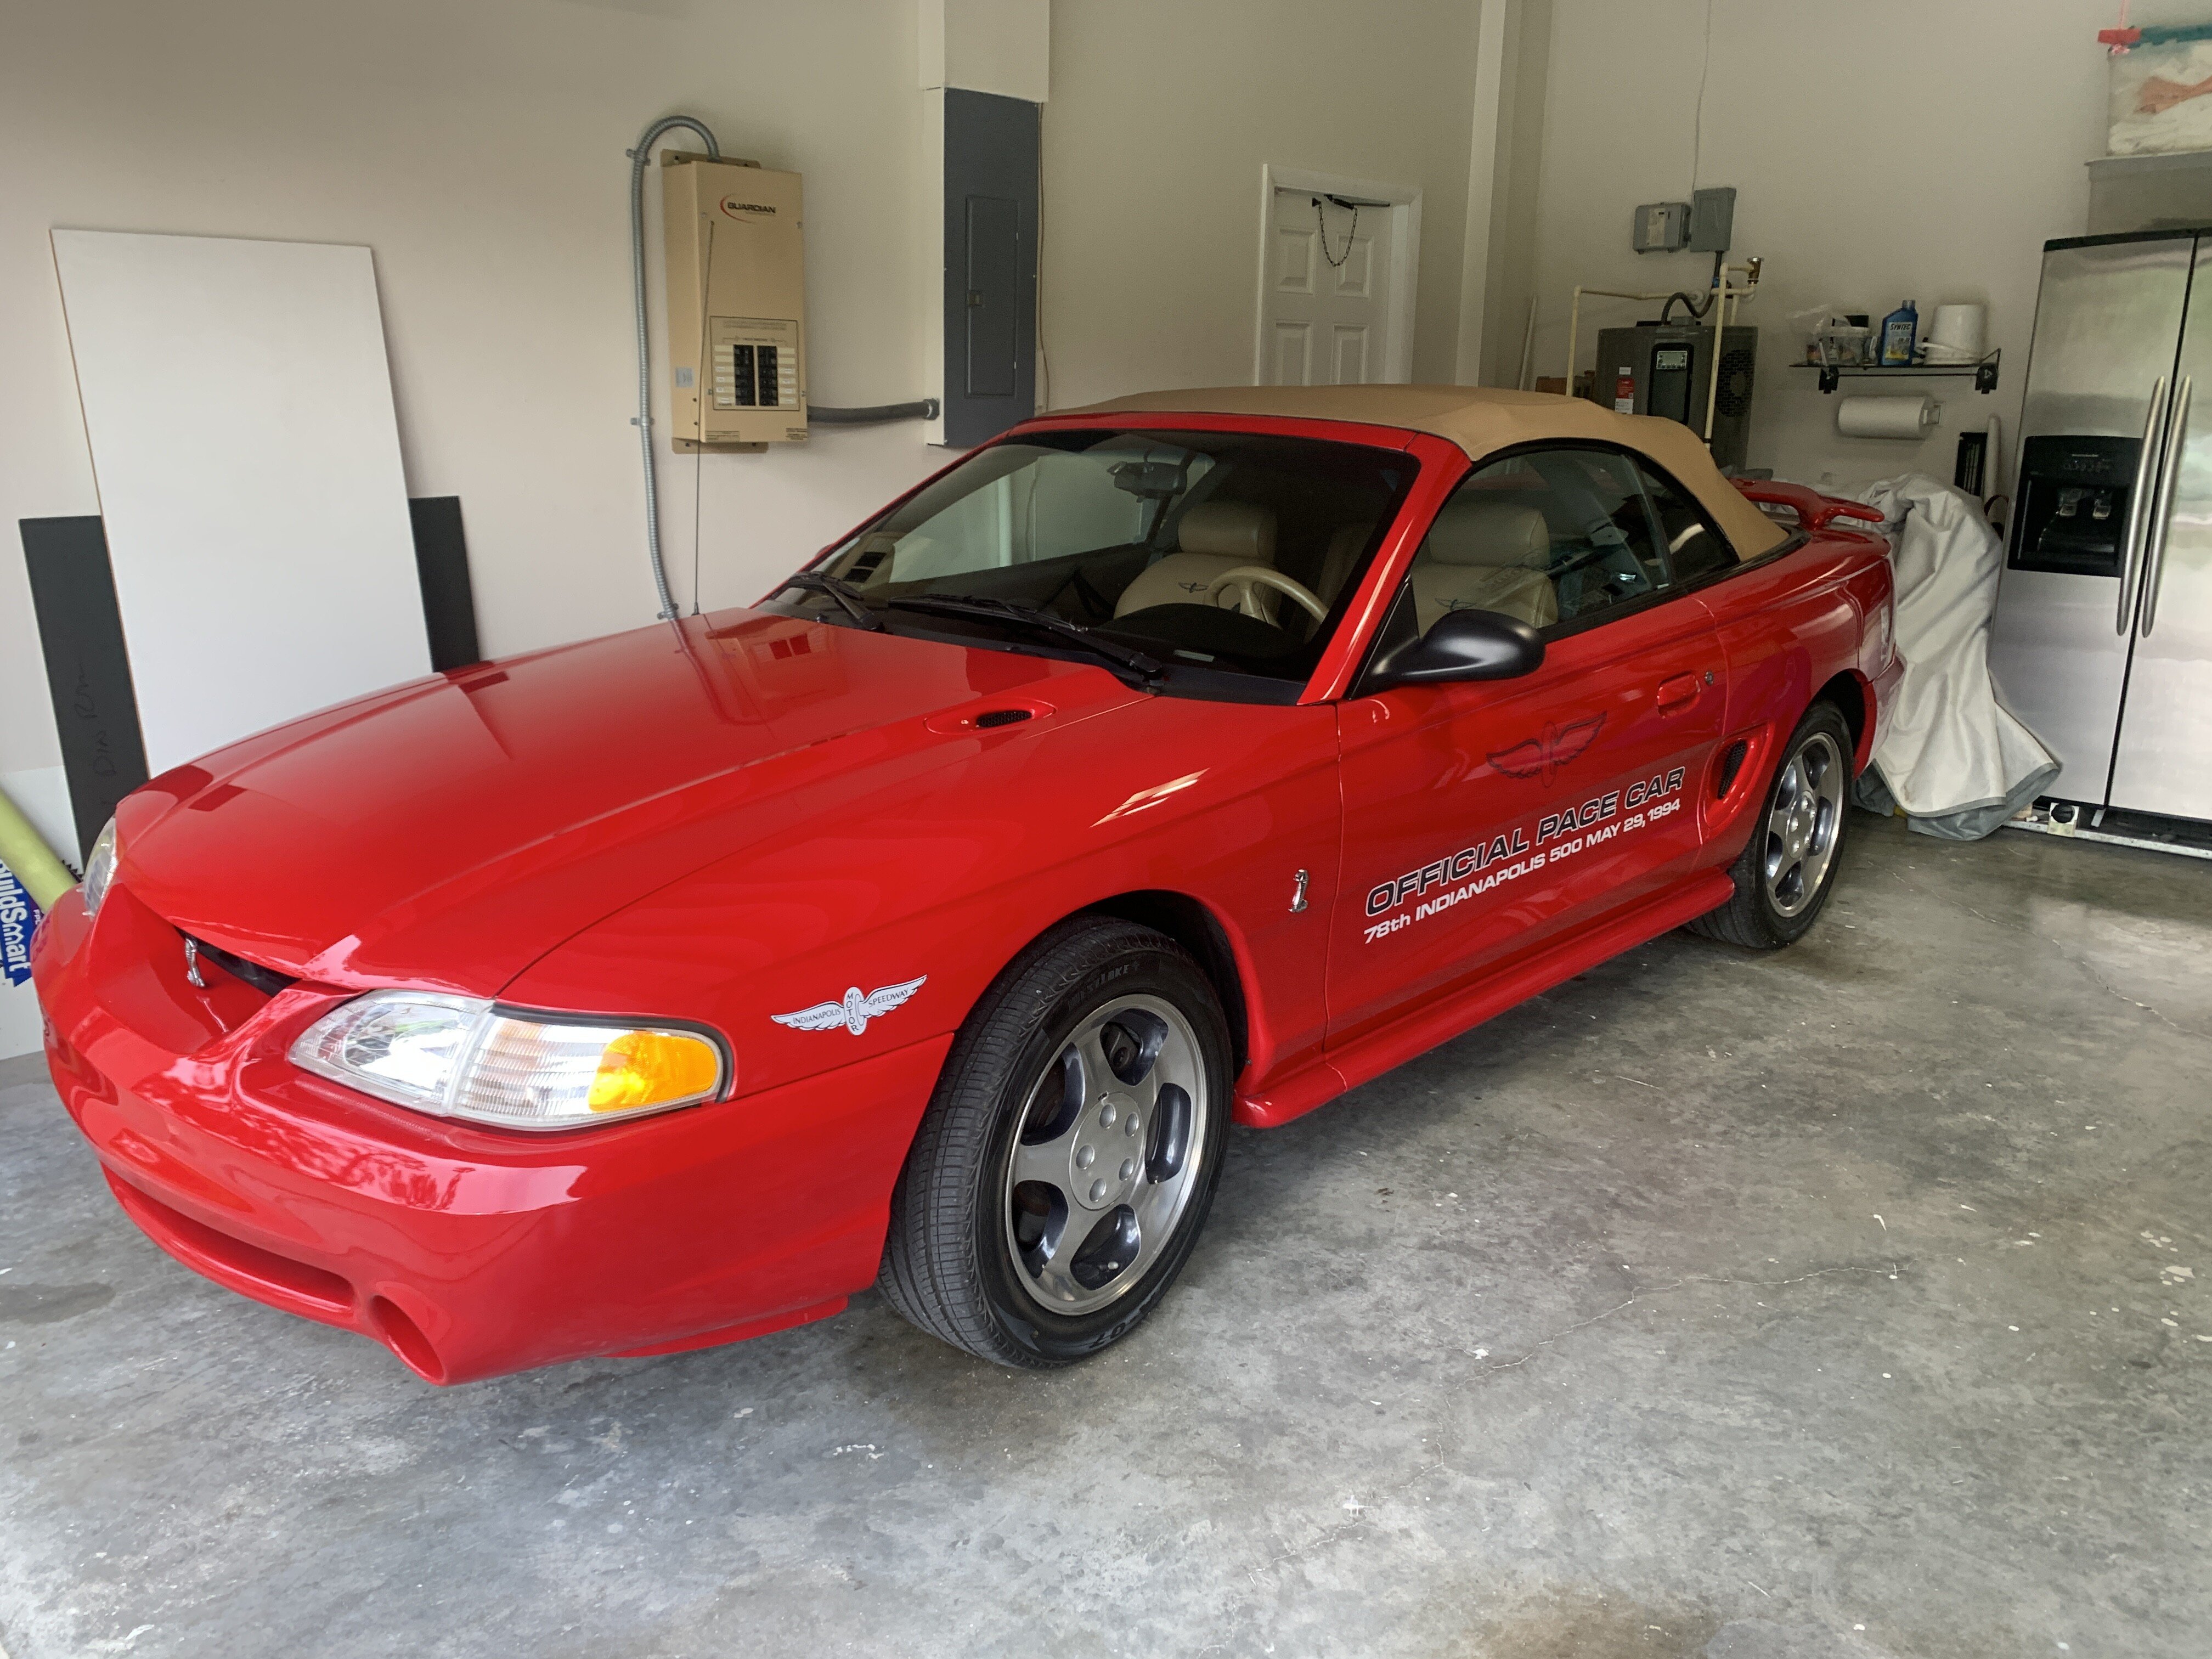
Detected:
[
  {"left": 1656, "top": 673, "right": 1700, "bottom": 710},
  {"left": 2142, "top": 373, "right": 2191, "bottom": 639},
  {"left": 2119, "top": 376, "right": 2168, "bottom": 636}
]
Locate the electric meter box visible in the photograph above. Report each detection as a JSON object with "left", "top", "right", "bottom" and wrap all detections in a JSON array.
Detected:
[
  {"left": 663, "top": 154, "right": 807, "bottom": 447},
  {"left": 1633, "top": 200, "right": 1691, "bottom": 253}
]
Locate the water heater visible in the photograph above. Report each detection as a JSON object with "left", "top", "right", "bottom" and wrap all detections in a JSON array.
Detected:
[{"left": 1588, "top": 322, "right": 1759, "bottom": 471}]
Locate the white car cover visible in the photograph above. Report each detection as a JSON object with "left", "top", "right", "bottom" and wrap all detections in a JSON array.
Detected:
[{"left": 1837, "top": 473, "right": 2057, "bottom": 840}]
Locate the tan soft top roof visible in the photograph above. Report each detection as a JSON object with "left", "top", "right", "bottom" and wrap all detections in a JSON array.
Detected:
[{"left": 1058, "top": 384, "right": 1785, "bottom": 558}]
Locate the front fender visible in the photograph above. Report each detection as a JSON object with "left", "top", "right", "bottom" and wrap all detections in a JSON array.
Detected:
[{"left": 500, "top": 693, "right": 1342, "bottom": 1110}]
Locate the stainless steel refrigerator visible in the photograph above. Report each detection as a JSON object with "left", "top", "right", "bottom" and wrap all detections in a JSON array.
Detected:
[{"left": 1990, "top": 230, "right": 2212, "bottom": 823}]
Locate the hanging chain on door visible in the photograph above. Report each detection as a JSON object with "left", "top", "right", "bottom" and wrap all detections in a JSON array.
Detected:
[{"left": 1313, "top": 195, "right": 1360, "bottom": 268}]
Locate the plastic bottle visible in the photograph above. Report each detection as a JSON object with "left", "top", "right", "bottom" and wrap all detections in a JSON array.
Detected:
[{"left": 1880, "top": 300, "right": 1919, "bottom": 367}]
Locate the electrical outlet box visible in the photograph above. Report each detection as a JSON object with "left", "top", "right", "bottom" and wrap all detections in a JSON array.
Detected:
[
  {"left": 1634, "top": 200, "right": 1691, "bottom": 252},
  {"left": 663, "top": 154, "right": 808, "bottom": 447},
  {"left": 1689, "top": 186, "right": 1736, "bottom": 253}
]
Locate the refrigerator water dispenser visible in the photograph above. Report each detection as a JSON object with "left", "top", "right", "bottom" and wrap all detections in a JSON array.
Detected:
[{"left": 2008, "top": 435, "right": 2140, "bottom": 578}]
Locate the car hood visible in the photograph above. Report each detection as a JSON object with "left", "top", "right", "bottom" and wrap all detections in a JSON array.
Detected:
[{"left": 116, "top": 611, "right": 1141, "bottom": 995}]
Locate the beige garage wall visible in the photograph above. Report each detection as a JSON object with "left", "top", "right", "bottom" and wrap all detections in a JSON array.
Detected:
[
  {"left": 1042, "top": 0, "right": 1482, "bottom": 405},
  {"left": 1525, "top": 0, "right": 2201, "bottom": 490},
  {"left": 0, "top": 0, "right": 930, "bottom": 790},
  {"left": 0, "top": 0, "right": 1491, "bottom": 799}
]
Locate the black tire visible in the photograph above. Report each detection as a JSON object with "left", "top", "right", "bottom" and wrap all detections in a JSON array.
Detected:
[
  {"left": 1688, "top": 699, "right": 1855, "bottom": 950},
  {"left": 878, "top": 916, "right": 1232, "bottom": 1368}
]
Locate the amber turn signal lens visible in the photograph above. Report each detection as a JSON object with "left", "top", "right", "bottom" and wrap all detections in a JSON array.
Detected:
[{"left": 588, "top": 1030, "right": 724, "bottom": 1114}]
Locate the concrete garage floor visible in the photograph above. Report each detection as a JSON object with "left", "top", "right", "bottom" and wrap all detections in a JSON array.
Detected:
[{"left": 1, "top": 811, "right": 2205, "bottom": 1659}]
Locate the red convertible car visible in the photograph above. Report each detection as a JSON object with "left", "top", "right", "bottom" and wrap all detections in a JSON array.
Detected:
[{"left": 34, "top": 386, "right": 1898, "bottom": 1383}]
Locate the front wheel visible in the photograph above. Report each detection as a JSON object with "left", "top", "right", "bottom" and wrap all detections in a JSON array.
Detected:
[
  {"left": 878, "top": 917, "right": 1231, "bottom": 1367},
  {"left": 1688, "top": 700, "right": 1855, "bottom": 950}
]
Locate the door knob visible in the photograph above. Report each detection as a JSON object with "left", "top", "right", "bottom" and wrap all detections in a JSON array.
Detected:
[{"left": 1656, "top": 673, "right": 1700, "bottom": 709}]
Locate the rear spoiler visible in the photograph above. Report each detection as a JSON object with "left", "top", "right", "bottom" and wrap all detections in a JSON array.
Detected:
[{"left": 1731, "top": 479, "right": 1886, "bottom": 533}]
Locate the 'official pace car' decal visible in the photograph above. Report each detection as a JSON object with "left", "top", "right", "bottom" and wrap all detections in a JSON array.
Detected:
[
  {"left": 773, "top": 976, "right": 927, "bottom": 1035},
  {"left": 1363, "top": 765, "right": 1689, "bottom": 942},
  {"left": 1487, "top": 714, "right": 1604, "bottom": 786}
]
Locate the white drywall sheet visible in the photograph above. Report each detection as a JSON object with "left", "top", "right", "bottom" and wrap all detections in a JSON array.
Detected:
[{"left": 50, "top": 230, "right": 429, "bottom": 773}]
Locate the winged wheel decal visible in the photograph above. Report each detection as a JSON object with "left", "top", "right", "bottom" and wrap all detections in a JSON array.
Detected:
[
  {"left": 772, "top": 976, "right": 928, "bottom": 1035},
  {"left": 1487, "top": 714, "right": 1606, "bottom": 786}
]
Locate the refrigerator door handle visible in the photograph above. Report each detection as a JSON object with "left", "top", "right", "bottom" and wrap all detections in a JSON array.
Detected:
[
  {"left": 2119, "top": 375, "right": 2169, "bottom": 636},
  {"left": 2141, "top": 374, "right": 2192, "bottom": 639}
]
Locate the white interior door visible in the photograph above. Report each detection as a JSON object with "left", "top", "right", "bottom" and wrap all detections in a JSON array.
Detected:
[{"left": 1256, "top": 173, "right": 1407, "bottom": 389}]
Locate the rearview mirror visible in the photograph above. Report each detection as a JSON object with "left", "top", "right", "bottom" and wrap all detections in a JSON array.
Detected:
[
  {"left": 1110, "top": 459, "right": 1189, "bottom": 498},
  {"left": 1369, "top": 608, "right": 1545, "bottom": 687}
]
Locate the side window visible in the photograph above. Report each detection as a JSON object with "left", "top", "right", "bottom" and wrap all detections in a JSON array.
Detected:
[
  {"left": 1397, "top": 447, "right": 1671, "bottom": 641},
  {"left": 1637, "top": 462, "right": 1737, "bottom": 583}
]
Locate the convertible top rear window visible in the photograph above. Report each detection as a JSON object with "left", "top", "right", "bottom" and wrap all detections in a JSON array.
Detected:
[{"left": 771, "top": 427, "right": 1418, "bottom": 698}]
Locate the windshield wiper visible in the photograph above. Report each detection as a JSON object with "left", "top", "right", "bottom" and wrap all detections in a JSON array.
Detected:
[
  {"left": 778, "top": 570, "right": 883, "bottom": 630},
  {"left": 884, "top": 594, "right": 1163, "bottom": 687}
]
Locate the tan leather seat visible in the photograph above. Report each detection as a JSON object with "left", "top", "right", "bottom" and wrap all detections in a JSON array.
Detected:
[
  {"left": 1409, "top": 496, "right": 1558, "bottom": 631},
  {"left": 1114, "top": 501, "right": 1280, "bottom": 618}
]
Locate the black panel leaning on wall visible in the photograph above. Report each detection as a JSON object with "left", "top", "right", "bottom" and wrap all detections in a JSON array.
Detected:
[
  {"left": 408, "top": 496, "right": 483, "bottom": 673},
  {"left": 20, "top": 516, "right": 150, "bottom": 865},
  {"left": 942, "top": 87, "right": 1040, "bottom": 449},
  {"left": 21, "top": 501, "right": 481, "bottom": 862}
]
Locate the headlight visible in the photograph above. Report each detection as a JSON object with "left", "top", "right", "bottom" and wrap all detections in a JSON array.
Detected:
[
  {"left": 80, "top": 818, "right": 119, "bottom": 917},
  {"left": 290, "top": 991, "right": 726, "bottom": 1131}
]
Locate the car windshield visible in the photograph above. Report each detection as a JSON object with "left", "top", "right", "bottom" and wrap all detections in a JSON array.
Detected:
[{"left": 766, "top": 427, "right": 1418, "bottom": 698}]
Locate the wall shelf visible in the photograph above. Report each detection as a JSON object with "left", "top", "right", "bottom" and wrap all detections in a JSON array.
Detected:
[{"left": 1793, "top": 349, "right": 2000, "bottom": 394}]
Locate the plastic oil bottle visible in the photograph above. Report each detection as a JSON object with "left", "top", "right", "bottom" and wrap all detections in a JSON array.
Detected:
[{"left": 1879, "top": 299, "right": 1920, "bottom": 366}]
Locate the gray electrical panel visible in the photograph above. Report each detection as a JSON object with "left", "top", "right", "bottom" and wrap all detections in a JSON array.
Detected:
[
  {"left": 1689, "top": 186, "right": 1736, "bottom": 253},
  {"left": 941, "top": 88, "right": 1038, "bottom": 448}
]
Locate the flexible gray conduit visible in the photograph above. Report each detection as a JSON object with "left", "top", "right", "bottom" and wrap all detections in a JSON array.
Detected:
[
  {"left": 809, "top": 399, "right": 941, "bottom": 425},
  {"left": 629, "top": 115, "right": 720, "bottom": 620}
]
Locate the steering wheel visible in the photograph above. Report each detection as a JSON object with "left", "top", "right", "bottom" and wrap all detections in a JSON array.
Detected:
[{"left": 1201, "top": 566, "right": 1329, "bottom": 624}]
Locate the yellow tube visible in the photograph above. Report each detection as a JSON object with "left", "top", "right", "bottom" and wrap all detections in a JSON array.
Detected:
[{"left": 0, "top": 785, "right": 75, "bottom": 910}]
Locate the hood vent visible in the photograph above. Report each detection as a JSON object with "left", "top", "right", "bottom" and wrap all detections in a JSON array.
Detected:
[{"left": 923, "top": 699, "right": 1056, "bottom": 736}]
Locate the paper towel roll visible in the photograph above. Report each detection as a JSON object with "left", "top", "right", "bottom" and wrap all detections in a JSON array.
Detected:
[
  {"left": 1838, "top": 395, "right": 1940, "bottom": 438},
  {"left": 1929, "top": 303, "right": 1985, "bottom": 357}
]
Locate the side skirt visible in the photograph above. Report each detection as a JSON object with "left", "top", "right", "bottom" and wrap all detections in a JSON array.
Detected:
[{"left": 1234, "top": 871, "right": 1735, "bottom": 1128}]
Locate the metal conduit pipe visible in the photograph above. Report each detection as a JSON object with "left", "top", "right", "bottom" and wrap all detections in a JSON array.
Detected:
[{"left": 628, "top": 114, "right": 721, "bottom": 620}]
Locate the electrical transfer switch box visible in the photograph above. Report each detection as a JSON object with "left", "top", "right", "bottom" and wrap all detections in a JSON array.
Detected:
[{"left": 663, "top": 153, "right": 807, "bottom": 447}]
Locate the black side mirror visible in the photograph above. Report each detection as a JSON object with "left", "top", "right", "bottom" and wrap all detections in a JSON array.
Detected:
[{"left": 1369, "top": 607, "right": 1545, "bottom": 687}]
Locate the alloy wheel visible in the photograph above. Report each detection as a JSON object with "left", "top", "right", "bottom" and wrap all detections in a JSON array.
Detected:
[
  {"left": 1763, "top": 730, "right": 1846, "bottom": 917},
  {"left": 1002, "top": 994, "right": 1210, "bottom": 1315}
]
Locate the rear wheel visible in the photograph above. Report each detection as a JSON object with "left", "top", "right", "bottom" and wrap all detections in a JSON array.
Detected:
[
  {"left": 878, "top": 917, "right": 1231, "bottom": 1367},
  {"left": 1688, "top": 700, "right": 1854, "bottom": 950}
]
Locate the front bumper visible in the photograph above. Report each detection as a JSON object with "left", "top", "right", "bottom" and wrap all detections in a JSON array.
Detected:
[{"left": 32, "top": 883, "right": 947, "bottom": 1384}]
